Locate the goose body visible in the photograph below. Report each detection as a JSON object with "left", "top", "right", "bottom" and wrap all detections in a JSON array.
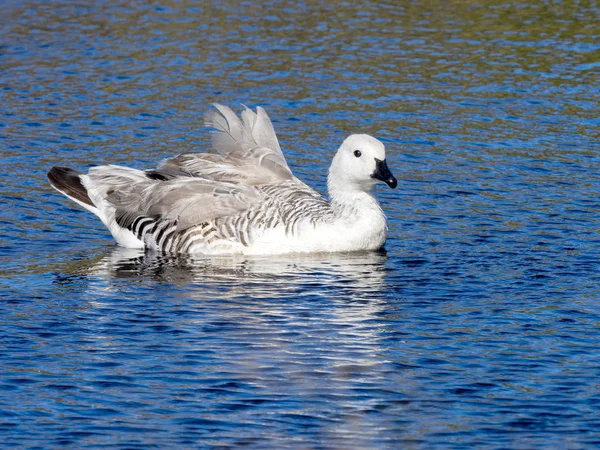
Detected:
[{"left": 48, "top": 104, "right": 397, "bottom": 255}]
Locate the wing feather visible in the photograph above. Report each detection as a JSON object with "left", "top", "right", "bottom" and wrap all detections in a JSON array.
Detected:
[
  {"left": 158, "top": 153, "right": 278, "bottom": 185},
  {"left": 86, "top": 165, "right": 264, "bottom": 230},
  {"left": 205, "top": 103, "right": 293, "bottom": 181}
]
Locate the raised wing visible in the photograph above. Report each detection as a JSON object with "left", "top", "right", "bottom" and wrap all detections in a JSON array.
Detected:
[{"left": 204, "top": 103, "right": 294, "bottom": 182}]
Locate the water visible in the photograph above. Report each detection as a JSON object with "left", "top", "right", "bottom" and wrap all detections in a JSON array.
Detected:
[{"left": 2, "top": 0, "right": 600, "bottom": 448}]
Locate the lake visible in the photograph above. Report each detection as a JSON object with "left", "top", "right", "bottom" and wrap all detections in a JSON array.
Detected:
[{"left": 2, "top": 0, "right": 600, "bottom": 448}]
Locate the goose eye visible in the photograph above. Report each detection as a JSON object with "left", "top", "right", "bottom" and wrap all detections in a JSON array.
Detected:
[{"left": 353, "top": 150, "right": 362, "bottom": 158}]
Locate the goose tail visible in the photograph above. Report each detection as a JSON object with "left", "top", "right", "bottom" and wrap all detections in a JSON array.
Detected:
[{"left": 47, "top": 166, "right": 98, "bottom": 214}]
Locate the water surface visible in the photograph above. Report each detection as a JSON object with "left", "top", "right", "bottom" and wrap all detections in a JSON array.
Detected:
[{"left": 2, "top": 1, "right": 600, "bottom": 448}]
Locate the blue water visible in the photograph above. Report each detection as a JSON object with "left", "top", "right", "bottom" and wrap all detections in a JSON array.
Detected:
[{"left": 2, "top": 1, "right": 600, "bottom": 448}]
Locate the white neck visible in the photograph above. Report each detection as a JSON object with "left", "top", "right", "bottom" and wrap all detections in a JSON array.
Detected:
[
  {"left": 320, "top": 170, "right": 388, "bottom": 252},
  {"left": 327, "top": 171, "right": 382, "bottom": 217}
]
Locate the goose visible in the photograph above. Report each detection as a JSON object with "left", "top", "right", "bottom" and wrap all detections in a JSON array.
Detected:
[{"left": 47, "top": 104, "right": 397, "bottom": 255}]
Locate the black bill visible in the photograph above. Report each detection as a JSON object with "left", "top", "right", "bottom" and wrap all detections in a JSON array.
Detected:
[{"left": 371, "top": 158, "right": 397, "bottom": 189}]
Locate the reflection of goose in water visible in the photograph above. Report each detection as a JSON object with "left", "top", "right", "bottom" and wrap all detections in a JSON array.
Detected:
[
  {"left": 83, "top": 246, "right": 389, "bottom": 301},
  {"left": 53, "top": 247, "right": 403, "bottom": 447}
]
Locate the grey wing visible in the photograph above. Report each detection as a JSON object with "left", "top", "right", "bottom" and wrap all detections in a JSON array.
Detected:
[
  {"left": 156, "top": 104, "right": 294, "bottom": 185},
  {"left": 157, "top": 153, "right": 283, "bottom": 186},
  {"left": 206, "top": 103, "right": 293, "bottom": 181},
  {"left": 108, "top": 176, "right": 265, "bottom": 229},
  {"left": 85, "top": 165, "right": 265, "bottom": 250}
]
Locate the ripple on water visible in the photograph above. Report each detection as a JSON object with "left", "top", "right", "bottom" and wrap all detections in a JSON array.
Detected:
[{"left": 2, "top": 0, "right": 600, "bottom": 448}]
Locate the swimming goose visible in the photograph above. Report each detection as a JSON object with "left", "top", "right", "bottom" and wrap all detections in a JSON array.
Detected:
[{"left": 48, "top": 104, "right": 397, "bottom": 255}]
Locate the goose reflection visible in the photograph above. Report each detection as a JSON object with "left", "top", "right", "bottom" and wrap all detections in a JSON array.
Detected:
[
  {"left": 83, "top": 246, "right": 390, "bottom": 302},
  {"left": 53, "top": 247, "right": 402, "bottom": 446}
]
